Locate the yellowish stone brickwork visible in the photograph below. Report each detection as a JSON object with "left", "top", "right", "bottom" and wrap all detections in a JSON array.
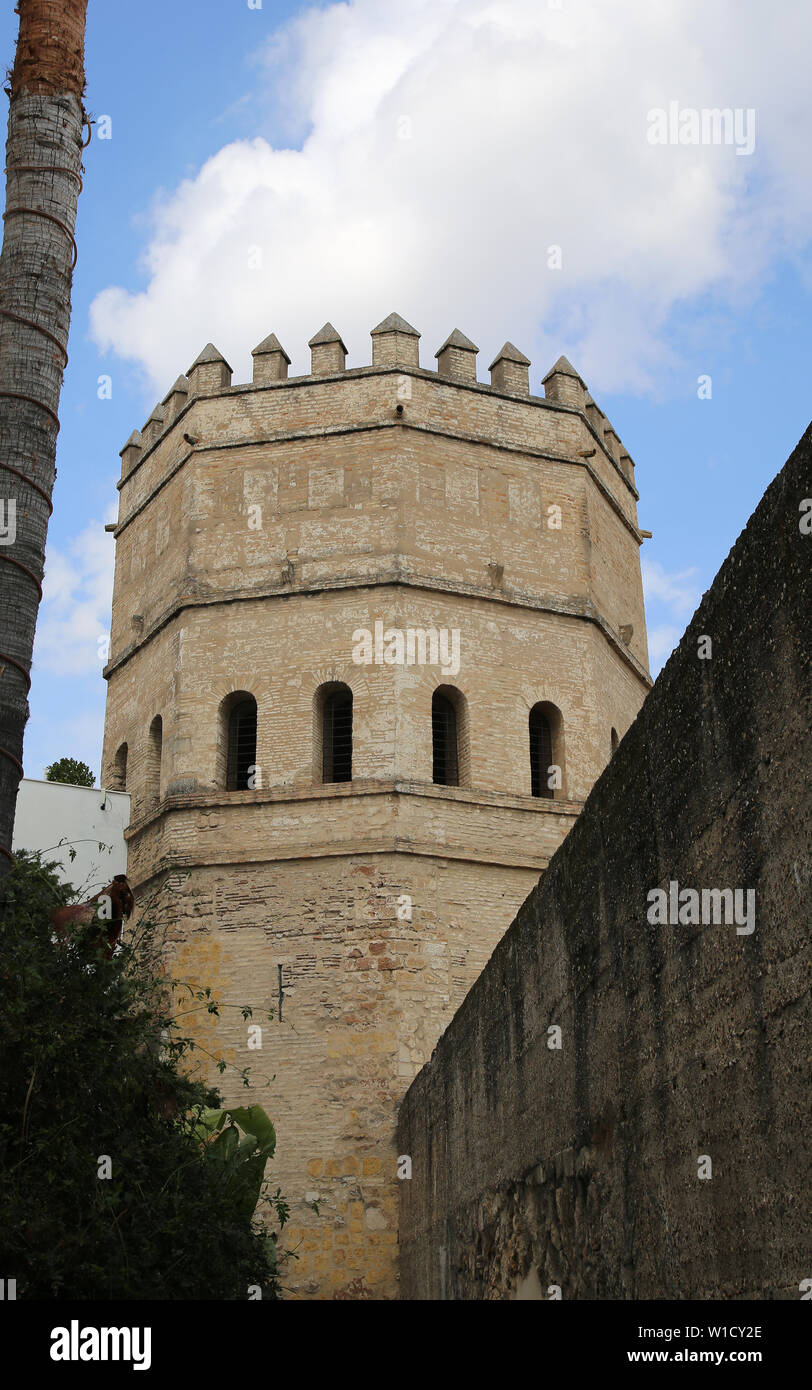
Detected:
[{"left": 102, "top": 313, "right": 650, "bottom": 1298}]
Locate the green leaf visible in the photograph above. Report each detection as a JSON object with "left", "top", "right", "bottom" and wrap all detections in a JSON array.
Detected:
[
  {"left": 233, "top": 1151, "right": 269, "bottom": 1219},
  {"left": 211, "top": 1124, "right": 239, "bottom": 1162},
  {"left": 225, "top": 1104, "right": 276, "bottom": 1155}
]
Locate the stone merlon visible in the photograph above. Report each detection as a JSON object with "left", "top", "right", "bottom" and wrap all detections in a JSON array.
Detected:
[
  {"left": 436, "top": 328, "right": 479, "bottom": 383},
  {"left": 543, "top": 354, "right": 586, "bottom": 410},
  {"left": 162, "top": 374, "right": 190, "bottom": 423},
  {"left": 371, "top": 311, "right": 421, "bottom": 369},
  {"left": 187, "top": 343, "right": 233, "bottom": 395},
  {"left": 141, "top": 404, "right": 166, "bottom": 450},
  {"left": 309, "top": 322, "right": 347, "bottom": 376},
  {"left": 118, "top": 429, "right": 142, "bottom": 477},
  {"left": 252, "top": 332, "right": 291, "bottom": 386},
  {"left": 584, "top": 390, "right": 604, "bottom": 440},
  {"left": 489, "top": 341, "right": 531, "bottom": 395}
]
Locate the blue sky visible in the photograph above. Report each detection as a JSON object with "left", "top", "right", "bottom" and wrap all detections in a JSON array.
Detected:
[{"left": 2, "top": 0, "right": 810, "bottom": 782}]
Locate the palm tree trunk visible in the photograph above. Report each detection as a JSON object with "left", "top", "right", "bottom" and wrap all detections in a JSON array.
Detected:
[{"left": 0, "top": 0, "right": 89, "bottom": 881}]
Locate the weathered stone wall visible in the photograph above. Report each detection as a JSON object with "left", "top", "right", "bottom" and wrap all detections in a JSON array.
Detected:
[
  {"left": 398, "top": 427, "right": 812, "bottom": 1300},
  {"left": 140, "top": 852, "right": 543, "bottom": 1299}
]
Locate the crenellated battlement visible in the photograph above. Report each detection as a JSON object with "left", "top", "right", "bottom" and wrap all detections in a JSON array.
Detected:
[
  {"left": 119, "top": 312, "right": 637, "bottom": 495},
  {"left": 108, "top": 308, "right": 649, "bottom": 701}
]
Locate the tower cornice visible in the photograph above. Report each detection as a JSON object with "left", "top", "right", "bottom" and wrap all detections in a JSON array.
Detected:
[
  {"left": 102, "top": 572, "right": 652, "bottom": 689},
  {"left": 115, "top": 414, "right": 639, "bottom": 546},
  {"left": 122, "top": 777, "right": 584, "bottom": 856},
  {"left": 117, "top": 364, "right": 638, "bottom": 502}
]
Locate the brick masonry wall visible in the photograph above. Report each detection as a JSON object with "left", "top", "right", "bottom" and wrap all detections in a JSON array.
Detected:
[
  {"left": 398, "top": 425, "right": 812, "bottom": 1299},
  {"left": 108, "top": 366, "right": 649, "bottom": 679},
  {"left": 102, "top": 328, "right": 652, "bottom": 1298},
  {"left": 136, "top": 852, "right": 542, "bottom": 1299},
  {"left": 103, "top": 589, "right": 642, "bottom": 823}
]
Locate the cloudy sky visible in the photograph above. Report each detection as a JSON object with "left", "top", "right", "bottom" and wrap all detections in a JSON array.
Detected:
[{"left": 2, "top": 0, "right": 810, "bottom": 779}]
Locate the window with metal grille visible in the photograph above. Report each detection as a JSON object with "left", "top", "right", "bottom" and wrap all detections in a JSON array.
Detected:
[
  {"left": 322, "top": 687, "right": 352, "bottom": 783},
  {"left": 227, "top": 699, "right": 257, "bottom": 790},
  {"left": 432, "top": 691, "right": 459, "bottom": 786},
  {"left": 529, "top": 706, "right": 554, "bottom": 799}
]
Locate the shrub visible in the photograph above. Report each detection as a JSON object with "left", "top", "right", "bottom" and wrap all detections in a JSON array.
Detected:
[{"left": 0, "top": 853, "right": 285, "bottom": 1299}]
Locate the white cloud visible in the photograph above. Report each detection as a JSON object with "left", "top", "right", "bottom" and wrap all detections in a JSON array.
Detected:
[
  {"left": 33, "top": 509, "right": 117, "bottom": 678},
  {"left": 647, "top": 624, "right": 683, "bottom": 670},
  {"left": 642, "top": 559, "right": 705, "bottom": 674},
  {"left": 89, "top": 0, "right": 812, "bottom": 404},
  {"left": 641, "top": 560, "right": 702, "bottom": 619}
]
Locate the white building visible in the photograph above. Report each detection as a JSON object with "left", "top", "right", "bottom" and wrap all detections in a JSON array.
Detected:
[{"left": 12, "top": 778, "right": 130, "bottom": 896}]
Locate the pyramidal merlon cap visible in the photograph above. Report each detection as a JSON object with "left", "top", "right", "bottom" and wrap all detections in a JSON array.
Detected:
[
  {"left": 252, "top": 332, "right": 291, "bottom": 362},
  {"left": 488, "top": 341, "right": 530, "bottom": 370},
  {"left": 162, "top": 375, "right": 189, "bottom": 402},
  {"left": 308, "top": 322, "right": 347, "bottom": 351},
  {"left": 119, "top": 429, "right": 142, "bottom": 455},
  {"left": 188, "top": 342, "right": 232, "bottom": 372},
  {"left": 543, "top": 354, "right": 581, "bottom": 381},
  {"left": 435, "top": 328, "right": 479, "bottom": 356},
  {"left": 371, "top": 312, "right": 420, "bottom": 338}
]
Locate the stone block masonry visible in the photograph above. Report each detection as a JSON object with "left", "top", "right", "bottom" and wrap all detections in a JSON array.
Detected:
[
  {"left": 101, "top": 313, "right": 651, "bottom": 1297},
  {"left": 398, "top": 425, "right": 812, "bottom": 1299}
]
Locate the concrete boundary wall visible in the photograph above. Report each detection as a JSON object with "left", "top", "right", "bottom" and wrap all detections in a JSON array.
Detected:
[
  {"left": 12, "top": 779, "right": 130, "bottom": 894},
  {"left": 398, "top": 426, "right": 811, "bottom": 1299}
]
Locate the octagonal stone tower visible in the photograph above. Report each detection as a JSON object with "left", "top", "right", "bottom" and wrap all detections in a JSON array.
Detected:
[{"left": 101, "top": 311, "right": 650, "bottom": 1299}]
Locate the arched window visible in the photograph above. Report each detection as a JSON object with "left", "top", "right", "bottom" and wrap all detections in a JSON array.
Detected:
[
  {"left": 610, "top": 727, "right": 619, "bottom": 757},
  {"left": 529, "top": 707, "right": 553, "bottom": 798},
  {"left": 319, "top": 683, "right": 353, "bottom": 783},
  {"left": 432, "top": 689, "right": 461, "bottom": 786},
  {"left": 216, "top": 693, "right": 258, "bottom": 790},
  {"left": 146, "top": 716, "right": 162, "bottom": 808},
  {"left": 227, "top": 697, "right": 258, "bottom": 790},
  {"left": 529, "top": 702, "right": 564, "bottom": 799},
  {"left": 112, "top": 742, "right": 128, "bottom": 791},
  {"left": 214, "top": 693, "right": 259, "bottom": 790}
]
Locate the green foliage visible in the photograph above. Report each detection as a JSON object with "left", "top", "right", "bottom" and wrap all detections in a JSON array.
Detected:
[
  {"left": 44, "top": 757, "right": 95, "bottom": 787},
  {"left": 191, "top": 1105, "right": 289, "bottom": 1274},
  {"left": 2, "top": 848, "right": 74, "bottom": 919},
  {"left": 0, "top": 854, "right": 285, "bottom": 1299}
]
